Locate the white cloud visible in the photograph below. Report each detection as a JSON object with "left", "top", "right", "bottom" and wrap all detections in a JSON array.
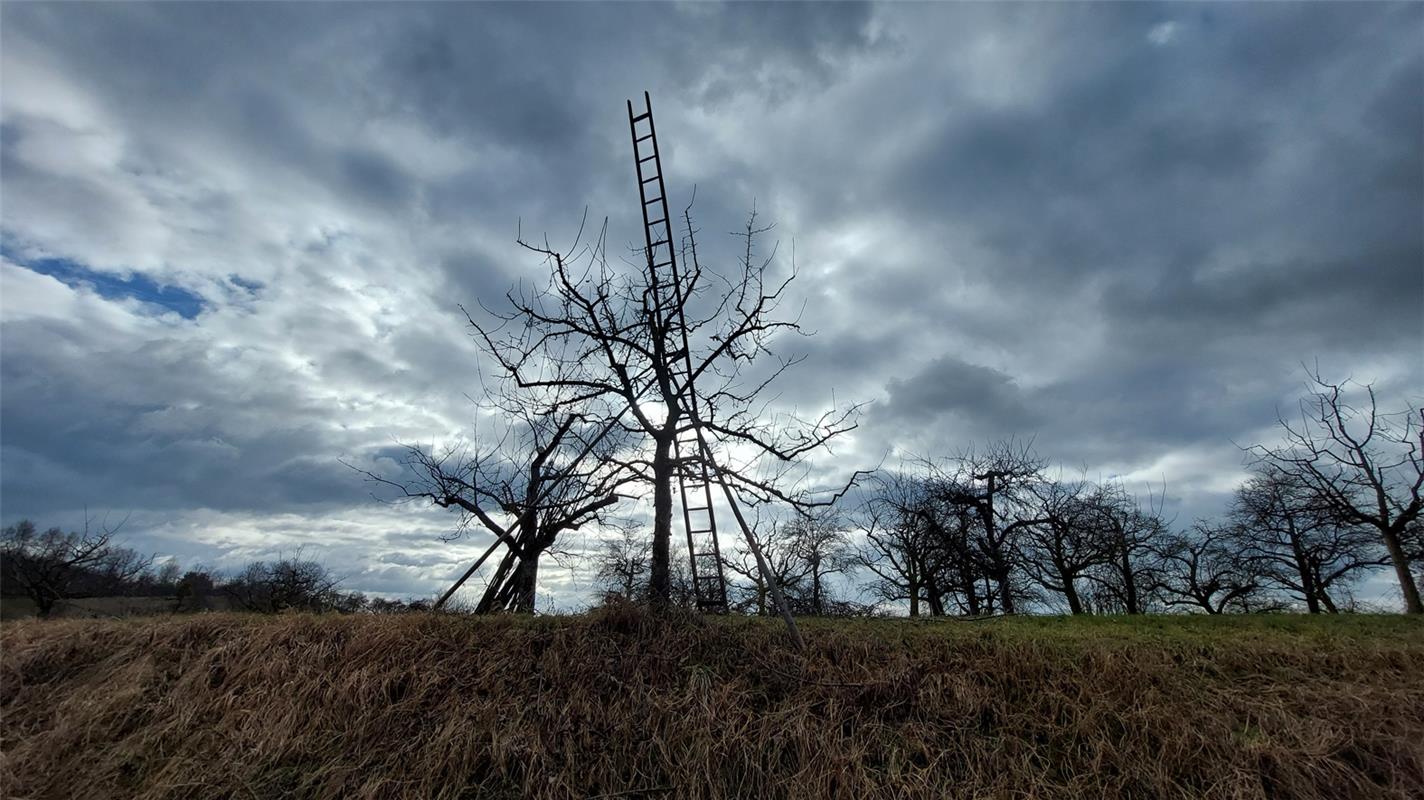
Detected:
[{"left": 1148, "top": 21, "right": 1180, "bottom": 47}]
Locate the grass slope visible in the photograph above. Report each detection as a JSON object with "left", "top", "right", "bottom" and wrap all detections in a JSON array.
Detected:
[{"left": 2, "top": 608, "right": 1421, "bottom": 799}]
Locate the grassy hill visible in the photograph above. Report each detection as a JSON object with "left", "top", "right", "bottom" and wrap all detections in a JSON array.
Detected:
[{"left": 2, "top": 608, "right": 1421, "bottom": 799}]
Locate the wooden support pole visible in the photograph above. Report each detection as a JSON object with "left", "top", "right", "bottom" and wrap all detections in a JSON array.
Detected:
[
  {"left": 432, "top": 407, "right": 632, "bottom": 612},
  {"left": 433, "top": 537, "right": 504, "bottom": 610},
  {"left": 710, "top": 460, "right": 806, "bottom": 651}
]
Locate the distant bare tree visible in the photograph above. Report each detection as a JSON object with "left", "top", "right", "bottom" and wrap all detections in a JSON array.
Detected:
[
  {"left": 175, "top": 568, "right": 216, "bottom": 612},
  {"left": 1404, "top": 520, "right": 1423, "bottom": 566},
  {"left": 594, "top": 526, "right": 650, "bottom": 601},
  {"left": 787, "top": 513, "right": 852, "bottom": 615},
  {"left": 1153, "top": 523, "right": 1265, "bottom": 614},
  {"left": 592, "top": 526, "right": 697, "bottom": 608},
  {"left": 1082, "top": 483, "right": 1169, "bottom": 614},
  {"left": 930, "top": 441, "right": 1046, "bottom": 614},
  {"left": 0, "top": 517, "right": 151, "bottom": 617},
  {"left": 725, "top": 520, "right": 811, "bottom": 616},
  {"left": 1250, "top": 371, "right": 1423, "bottom": 613},
  {"left": 222, "top": 551, "right": 343, "bottom": 613},
  {"left": 154, "top": 560, "right": 182, "bottom": 588},
  {"left": 1230, "top": 467, "right": 1384, "bottom": 612},
  {"left": 855, "top": 471, "right": 945, "bottom": 617},
  {"left": 1021, "top": 476, "right": 1110, "bottom": 615}
]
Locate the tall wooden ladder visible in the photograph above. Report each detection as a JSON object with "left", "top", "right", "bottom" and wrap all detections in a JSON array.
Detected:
[{"left": 627, "top": 91, "right": 729, "bottom": 613}]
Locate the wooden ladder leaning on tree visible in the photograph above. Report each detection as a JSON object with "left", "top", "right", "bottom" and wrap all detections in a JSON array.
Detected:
[{"left": 627, "top": 91, "right": 803, "bottom": 646}]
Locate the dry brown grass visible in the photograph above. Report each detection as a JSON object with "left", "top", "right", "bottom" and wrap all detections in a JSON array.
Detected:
[{"left": 2, "top": 605, "right": 1421, "bottom": 799}]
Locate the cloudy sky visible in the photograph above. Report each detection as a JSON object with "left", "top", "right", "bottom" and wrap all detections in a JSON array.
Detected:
[{"left": 2, "top": 2, "right": 1420, "bottom": 607}]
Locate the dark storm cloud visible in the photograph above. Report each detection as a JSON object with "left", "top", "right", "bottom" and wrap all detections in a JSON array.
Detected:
[
  {"left": 880, "top": 356, "right": 1040, "bottom": 434},
  {"left": 782, "top": 4, "right": 1421, "bottom": 485},
  {"left": 0, "top": 314, "right": 370, "bottom": 518},
  {"left": 1, "top": 2, "right": 1419, "bottom": 600}
]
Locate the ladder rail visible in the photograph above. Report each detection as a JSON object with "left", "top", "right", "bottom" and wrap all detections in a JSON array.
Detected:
[{"left": 627, "top": 91, "right": 729, "bottom": 612}]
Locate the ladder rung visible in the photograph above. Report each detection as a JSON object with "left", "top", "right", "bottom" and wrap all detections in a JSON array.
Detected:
[
  {"left": 690, "top": 528, "right": 713, "bottom": 535},
  {"left": 631, "top": 112, "right": 650, "bottom": 123},
  {"left": 635, "top": 132, "right": 654, "bottom": 143},
  {"left": 648, "top": 218, "right": 667, "bottom": 228},
  {"left": 641, "top": 175, "right": 659, "bottom": 185},
  {"left": 650, "top": 239, "right": 669, "bottom": 247},
  {"left": 695, "top": 551, "right": 718, "bottom": 559},
  {"left": 687, "top": 506, "right": 709, "bottom": 513},
  {"left": 638, "top": 154, "right": 657, "bottom": 164},
  {"left": 644, "top": 196, "right": 663, "bottom": 206}
]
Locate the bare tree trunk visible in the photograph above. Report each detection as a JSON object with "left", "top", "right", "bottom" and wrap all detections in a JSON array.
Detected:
[
  {"left": 510, "top": 557, "right": 538, "bottom": 612},
  {"left": 962, "top": 574, "right": 981, "bottom": 615},
  {"left": 1119, "top": 543, "right": 1140, "bottom": 614},
  {"left": 810, "top": 555, "right": 823, "bottom": 616},
  {"left": 979, "top": 474, "right": 1016, "bottom": 615},
  {"left": 1062, "top": 574, "right": 1084, "bottom": 615},
  {"left": 476, "top": 550, "right": 520, "bottom": 613},
  {"left": 996, "top": 565, "right": 1016, "bottom": 614},
  {"left": 1289, "top": 533, "right": 1321, "bottom": 614},
  {"left": 925, "top": 584, "right": 945, "bottom": 616},
  {"left": 649, "top": 435, "right": 673, "bottom": 605},
  {"left": 1383, "top": 524, "right": 1423, "bottom": 613}
]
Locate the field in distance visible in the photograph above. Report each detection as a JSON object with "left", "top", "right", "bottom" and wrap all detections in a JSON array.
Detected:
[{"left": 2, "top": 608, "right": 1421, "bottom": 799}]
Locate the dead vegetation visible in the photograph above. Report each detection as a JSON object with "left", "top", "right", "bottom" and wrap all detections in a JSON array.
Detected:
[{"left": 2, "top": 608, "right": 1421, "bottom": 799}]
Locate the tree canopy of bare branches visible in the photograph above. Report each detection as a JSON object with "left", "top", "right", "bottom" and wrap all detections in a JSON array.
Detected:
[
  {"left": 469, "top": 205, "right": 862, "bottom": 603},
  {"left": 1250, "top": 370, "right": 1423, "bottom": 613},
  {"left": 359, "top": 402, "right": 632, "bottom": 613},
  {"left": 1229, "top": 467, "right": 1384, "bottom": 612},
  {"left": 0, "top": 517, "right": 152, "bottom": 617}
]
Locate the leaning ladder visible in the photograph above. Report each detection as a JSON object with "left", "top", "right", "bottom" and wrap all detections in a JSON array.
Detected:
[{"left": 627, "top": 91, "right": 729, "bottom": 612}]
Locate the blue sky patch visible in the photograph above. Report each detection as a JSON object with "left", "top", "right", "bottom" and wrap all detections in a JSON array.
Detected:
[{"left": 8, "top": 254, "right": 206, "bottom": 319}]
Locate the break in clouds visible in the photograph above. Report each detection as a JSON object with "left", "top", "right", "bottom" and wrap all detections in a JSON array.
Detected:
[{"left": 1, "top": 2, "right": 1420, "bottom": 605}]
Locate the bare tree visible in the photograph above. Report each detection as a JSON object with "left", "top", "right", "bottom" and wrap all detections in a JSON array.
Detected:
[
  {"left": 1153, "top": 523, "right": 1264, "bottom": 614},
  {"left": 592, "top": 526, "right": 698, "bottom": 608},
  {"left": 222, "top": 550, "right": 344, "bottom": 614},
  {"left": 725, "top": 519, "right": 811, "bottom": 616},
  {"left": 927, "top": 441, "right": 1046, "bottom": 614},
  {"left": 360, "top": 402, "right": 631, "bottom": 613},
  {"left": 0, "top": 517, "right": 152, "bottom": 617},
  {"left": 787, "top": 513, "right": 852, "bottom": 615},
  {"left": 1081, "top": 482, "right": 1169, "bottom": 614},
  {"left": 1021, "top": 476, "right": 1111, "bottom": 615},
  {"left": 1231, "top": 467, "right": 1384, "bottom": 613},
  {"left": 1406, "top": 520, "right": 1424, "bottom": 600},
  {"left": 854, "top": 471, "right": 936, "bottom": 617},
  {"left": 593, "top": 526, "right": 651, "bottom": 601},
  {"left": 471, "top": 205, "right": 861, "bottom": 604},
  {"left": 1250, "top": 371, "right": 1423, "bottom": 613},
  {"left": 856, "top": 463, "right": 1027, "bottom": 618},
  {"left": 175, "top": 568, "right": 217, "bottom": 612}
]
